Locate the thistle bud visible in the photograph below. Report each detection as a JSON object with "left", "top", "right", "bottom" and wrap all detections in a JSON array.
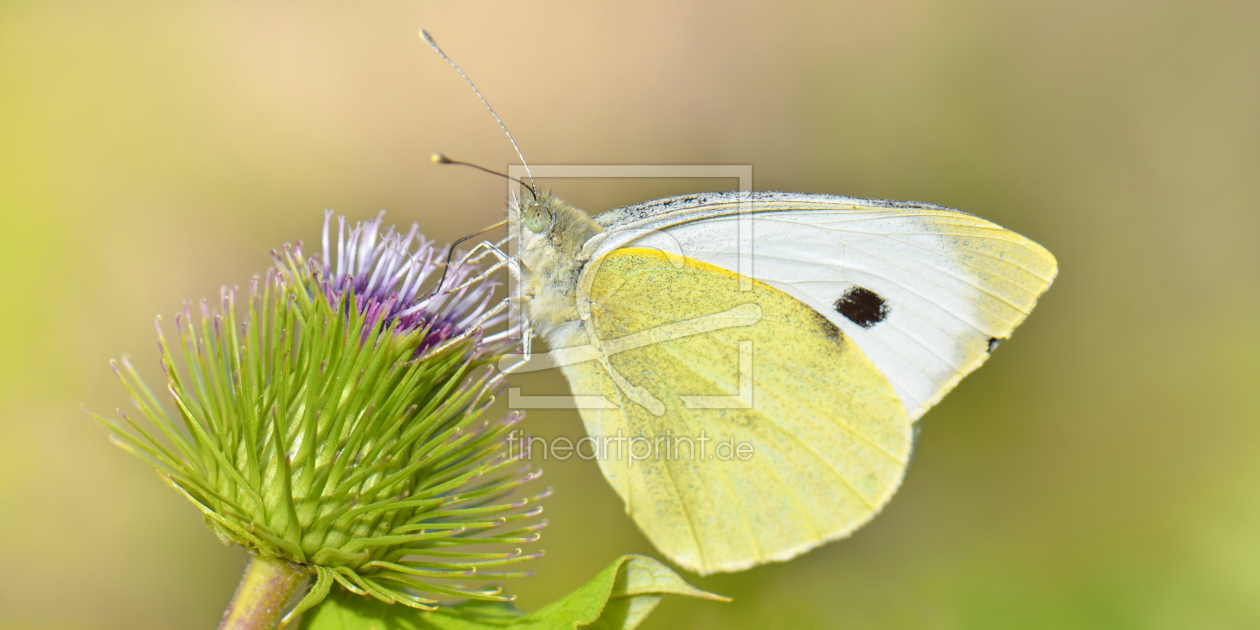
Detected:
[{"left": 93, "top": 212, "right": 543, "bottom": 626}]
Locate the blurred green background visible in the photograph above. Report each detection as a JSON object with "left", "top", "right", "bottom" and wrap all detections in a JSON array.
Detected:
[{"left": 2, "top": 1, "right": 1257, "bottom": 628}]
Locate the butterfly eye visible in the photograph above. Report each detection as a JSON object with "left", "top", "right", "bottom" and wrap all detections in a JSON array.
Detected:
[{"left": 524, "top": 203, "right": 552, "bottom": 234}]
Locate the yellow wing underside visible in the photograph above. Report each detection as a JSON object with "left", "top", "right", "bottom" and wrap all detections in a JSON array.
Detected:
[{"left": 558, "top": 247, "right": 913, "bottom": 575}]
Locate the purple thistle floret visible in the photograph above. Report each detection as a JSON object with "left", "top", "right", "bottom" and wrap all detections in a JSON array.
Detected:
[{"left": 315, "top": 210, "right": 506, "bottom": 355}]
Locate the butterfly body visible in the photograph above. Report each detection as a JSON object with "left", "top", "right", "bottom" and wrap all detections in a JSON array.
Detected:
[
  {"left": 516, "top": 191, "right": 603, "bottom": 346},
  {"left": 510, "top": 190, "right": 1057, "bottom": 574}
]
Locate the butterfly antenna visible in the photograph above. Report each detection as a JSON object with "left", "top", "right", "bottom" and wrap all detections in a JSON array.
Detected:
[
  {"left": 421, "top": 29, "right": 536, "bottom": 189},
  {"left": 431, "top": 153, "right": 536, "bottom": 198}
]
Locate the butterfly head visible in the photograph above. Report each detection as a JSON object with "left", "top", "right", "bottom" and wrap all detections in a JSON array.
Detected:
[
  {"left": 511, "top": 190, "right": 604, "bottom": 334},
  {"left": 512, "top": 190, "right": 603, "bottom": 254}
]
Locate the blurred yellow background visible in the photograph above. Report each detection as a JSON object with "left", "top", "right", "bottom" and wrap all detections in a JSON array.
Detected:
[{"left": 2, "top": 1, "right": 1257, "bottom": 628}]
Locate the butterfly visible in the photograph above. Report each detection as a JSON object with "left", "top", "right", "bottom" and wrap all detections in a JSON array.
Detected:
[
  {"left": 419, "top": 29, "right": 1057, "bottom": 576},
  {"left": 505, "top": 188, "right": 1057, "bottom": 575}
]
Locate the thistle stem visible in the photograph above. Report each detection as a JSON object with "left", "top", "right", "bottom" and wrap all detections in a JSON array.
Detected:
[{"left": 218, "top": 554, "right": 308, "bottom": 630}]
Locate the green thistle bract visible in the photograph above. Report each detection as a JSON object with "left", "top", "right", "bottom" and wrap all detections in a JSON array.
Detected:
[{"left": 94, "top": 212, "right": 544, "bottom": 623}]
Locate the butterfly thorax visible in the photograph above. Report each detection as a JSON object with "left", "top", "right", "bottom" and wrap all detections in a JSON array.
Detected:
[{"left": 514, "top": 192, "right": 603, "bottom": 343}]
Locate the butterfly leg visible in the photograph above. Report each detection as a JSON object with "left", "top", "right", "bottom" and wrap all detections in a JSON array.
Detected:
[
  {"left": 452, "top": 238, "right": 532, "bottom": 347},
  {"left": 416, "top": 294, "right": 514, "bottom": 362},
  {"left": 492, "top": 307, "right": 533, "bottom": 375},
  {"left": 435, "top": 239, "right": 538, "bottom": 376},
  {"left": 460, "top": 235, "right": 511, "bottom": 265},
  {"left": 451, "top": 237, "right": 520, "bottom": 284}
]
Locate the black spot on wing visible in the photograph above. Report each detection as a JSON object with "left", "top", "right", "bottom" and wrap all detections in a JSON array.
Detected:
[
  {"left": 988, "top": 337, "right": 1003, "bottom": 353},
  {"left": 833, "top": 287, "right": 889, "bottom": 328}
]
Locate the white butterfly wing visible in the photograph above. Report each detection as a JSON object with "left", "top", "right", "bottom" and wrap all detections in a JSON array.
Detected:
[{"left": 584, "top": 191, "right": 1058, "bottom": 421}]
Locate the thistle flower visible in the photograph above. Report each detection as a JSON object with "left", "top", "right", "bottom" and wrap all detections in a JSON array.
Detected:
[{"left": 93, "top": 212, "right": 544, "bottom": 627}]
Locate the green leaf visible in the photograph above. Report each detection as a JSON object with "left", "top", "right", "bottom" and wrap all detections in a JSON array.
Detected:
[{"left": 297, "top": 554, "right": 728, "bottom": 630}]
